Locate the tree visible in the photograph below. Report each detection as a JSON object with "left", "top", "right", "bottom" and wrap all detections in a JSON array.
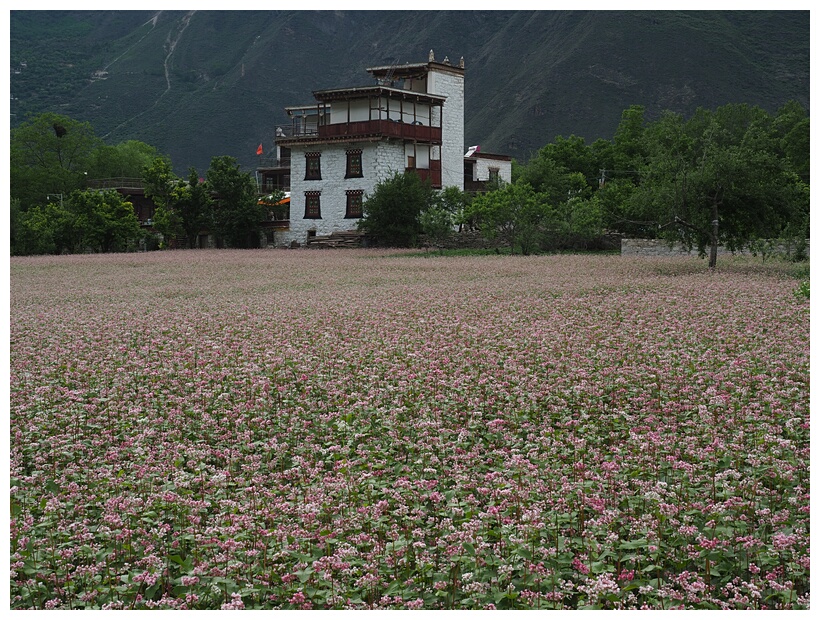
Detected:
[
  {"left": 631, "top": 104, "right": 807, "bottom": 268},
  {"left": 87, "top": 140, "right": 161, "bottom": 180},
  {"left": 206, "top": 156, "right": 264, "bottom": 248},
  {"left": 553, "top": 172, "right": 603, "bottom": 249},
  {"left": 773, "top": 100, "right": 810, "bottom": 181},
  {"left": 516, "top": 152, "right": 577, "bottom": 205},
  {"left": 419, "top": 205, "right": 455, "bottom": 250},
  {"left": 419, "top": 186, "right": 469, "bottom": 249},
  {"left": 538, "top": 135, "right": 598, "bottom": 188},
  {"left": 465, "top": 182, "right": 553, "bottom": 255},
  {"left": 143, "top": 157, "right": 186, "bottom": 243},
  {"left": 15, "top": 189, "right": 141, "bottom": 254},
  {"left": 610, "top": 104, "right": 649, "bottom": 173},
  {"left": 358, "top": 172, "right": 435, "bottom": 247},
  {"left": 143, "top": 158, "right": 213, "bottom": 248},
  {"left": 15, "top": 200, "right": 74, "bottom": 255},
  {"left": 174, "top": 170, "right": 214, "bottom": 249},
  {"left": 68, "top": 189, "right": 142, "bottom": 253},
  {"left": 10, "top": 112, "right": 101, "bottom": 209}
]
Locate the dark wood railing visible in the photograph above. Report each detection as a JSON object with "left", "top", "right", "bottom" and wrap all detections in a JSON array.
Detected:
[
  {"left": 408, "top": 167, "right": 442, "bottom": 188},
  {"left": 318, "top": 120, "right": 442, "bottom": 143}
]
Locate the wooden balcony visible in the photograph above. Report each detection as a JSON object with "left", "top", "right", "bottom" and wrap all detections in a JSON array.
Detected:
[
  {"left": 317, "top": 119, "right": 442, "bottom": 143},
  {"left": 408, "top": 161, "right": 442, "bottom": 188}
]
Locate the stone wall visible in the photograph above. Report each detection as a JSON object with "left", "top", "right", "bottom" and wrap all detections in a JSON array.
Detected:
[{"left": 621, "top": 238, "right": 809, "bottom": 259}]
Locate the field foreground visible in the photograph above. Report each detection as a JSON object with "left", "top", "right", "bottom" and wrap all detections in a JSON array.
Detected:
[{"left": 9, "top": 250, "right": 810, "bottom": 609}]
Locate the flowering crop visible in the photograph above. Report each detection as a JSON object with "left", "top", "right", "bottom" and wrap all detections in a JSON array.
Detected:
[{"left": 9, "top": 250, "right": 809, "bottom": 609}]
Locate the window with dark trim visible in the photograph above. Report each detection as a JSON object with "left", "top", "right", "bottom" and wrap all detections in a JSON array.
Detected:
[
  {"left": 305, "top": 152, "right": 321, "bottom": 180},
  {"left": 304, "top": 191, "right": 322, "bottom": 219},
  {"left": 345, "top": 190, "right": 364, "bottom": 219},
  {"left": 345, "top": 150, "right": 363, "bottom": 178},
  {"left": 489, "top": 167, "right": 500, "bottom": 182}
]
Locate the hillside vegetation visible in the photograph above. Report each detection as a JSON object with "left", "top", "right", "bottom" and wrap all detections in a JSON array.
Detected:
[{"left": 10, "top": 10, "right": 809, "bottom": 173}]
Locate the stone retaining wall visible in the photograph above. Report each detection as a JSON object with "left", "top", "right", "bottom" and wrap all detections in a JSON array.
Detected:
[{"left": 621, "top": 238, "right": 809, "bottom": 259}]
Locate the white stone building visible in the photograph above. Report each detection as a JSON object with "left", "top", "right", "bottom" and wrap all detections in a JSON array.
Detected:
[
  {"left": 267, "top": 52, "right": 467, "bottom": 246},
  {"left": 463, "top": 147, "right": 513, "bottom": 193}
]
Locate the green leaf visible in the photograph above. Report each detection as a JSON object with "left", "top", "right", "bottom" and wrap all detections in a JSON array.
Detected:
[{"left": 295, "top": 568, "right": 314, "bottom": 583}]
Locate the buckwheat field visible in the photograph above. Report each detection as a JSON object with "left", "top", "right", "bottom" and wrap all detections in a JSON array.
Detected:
[{"left": 9, "top": 250, "right": 810, "bottom": 609}]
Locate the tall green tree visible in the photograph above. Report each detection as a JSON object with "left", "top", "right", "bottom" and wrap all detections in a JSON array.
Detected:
[
  {"left": 538, "top": 135, "right": 598, "bottom": 188},
  {"left": 15, "top": 200, "right": 74, "bottom": 255},
  {"left": 358, "top": 171, "right": 435, "bottom": 247},
  {"left": 10, "top": 112, "right": 101, "bottom": 209},
  {"left": 610, "top": 104, "right": 649, "bottom": 173},
  {"left": 773, "top": 100, "right": 810, "bottom": 182},
  {"left": 69, "top": 189, "right": 142, "bottom": 253},
  {"left": 143, "top": 157, "right": 185, "bottom": 243},
  {"left": 174, "top": 170, "right": 213, "bottom": 249},
  {"left": 206, "top": 156, "right": 264, "bottom": 248},
  {"left": 143, "top": 158, "right": 213, "bottom": 248},
  {"left": 87, "top": 140, "right": 161, "bottom": 180},
  {"left": 553, "top": 172, "right": 602, "bottom": 249},
  {"left": 15, "top": 189, "right": 141, "bottom": 255},
  {"left": 631, "top": 104, "right": 807, "bottom": 268},
  {"left": 419, "top": 186, "right": 469, "bottom": 248},
  {"left": 465, "top": 182, "right": 553, "bottom": 255}
]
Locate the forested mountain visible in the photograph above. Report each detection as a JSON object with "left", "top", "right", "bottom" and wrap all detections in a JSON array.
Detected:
[{"left": 10, "top": 10, "right": 809, "bottom": 174}]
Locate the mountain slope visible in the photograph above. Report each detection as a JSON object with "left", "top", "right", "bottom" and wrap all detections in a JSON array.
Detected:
[{"left": 10, "top": 10, "right": 809, "bottom": 174}]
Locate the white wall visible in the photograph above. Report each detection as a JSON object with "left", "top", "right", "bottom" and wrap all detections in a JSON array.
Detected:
[
  {"left": 278, "top": 141, "right": 405, "bottom": 245},
  {"left": 427, "top": 67, "right": 464, "bottom": 191},
  {"left": 471, "top": 157, "right": 512, "bottom": 184}
]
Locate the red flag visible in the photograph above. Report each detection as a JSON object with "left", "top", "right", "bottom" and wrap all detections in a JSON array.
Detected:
[{"left": 256, "top": 143, "right": 263, "bottom": 155}]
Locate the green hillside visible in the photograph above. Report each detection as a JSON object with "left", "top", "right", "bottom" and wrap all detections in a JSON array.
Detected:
[{"left": 10, "top": 10, "right": 809, "bottom": 174}]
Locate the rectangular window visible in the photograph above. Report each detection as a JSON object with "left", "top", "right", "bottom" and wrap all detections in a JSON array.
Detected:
[
  {"left": 345, "top": 190, "right": 364, "bottom": 219},
  {"left": 489, "top": 167, "right": 500, "bottom": 182},
  {"left": 304, "top": 191, "right": 321, "bottom": 219},
  {"left": 305, "top": 152, "right": 321, "bottom": 180},
  {"left": 346, "top": 150, "right": 363, "bottom": 178}
]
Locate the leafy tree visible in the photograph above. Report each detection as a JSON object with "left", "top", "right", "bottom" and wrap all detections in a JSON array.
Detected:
[
  {"left": 10, "top": 198, "right": 23, "bottom": 255},
  {"left": 174, "top": 170, "right": 214, "bottom": 249},
  {"left": 142, "top": 157, "right": 179, "bottom": 209},
  {"left": 420, "top": 186, "right": 469, "bottom": 247},
  {"left": 358, "top": 171, "right": 435, "bottom": 247},
  {"left": 773, "top": 100, "right": 810, "bottom": 181},
  {"left": 538, "top": 135, "right": 599, "bottom": 187},
  {"left": 206, "top": 156, "right": 264, "bottom": 248},
  {"left": 87, "top": 140, "right": 161, "bottom": 180},
  {"left": 10, "top": 112, "right": 101, "bottom": 209},
  {"left": 465, "top": 182, "right": 552, "bottom": 255},
  {"left": 631, "top": 104, "right": 806, "bottom": 268},
  {"left": 516, "top": 151, "right": 576, "bottom": 205},
  {"left": 143, "top": 158, "right": 213, "bottom": 248},
  {"left": 15, "top": 189, "right": 141, "bottom": 254},
  {"left": 143, "top": 157, "right": 185, "bottom": 243},
  {"left": 610, "top": 104, "right": 649, "bottom": 173},
  {"left": 595, "top": 177, "right": 646, "bottom": 236},
  {"left": 419, "top": 205, "right": 455, "bottom": 250},
  {"left": 553, "top": 172, "right": 603, "bottom": 249},
  {"left": 68, "top": 189, "right": 142, "bottom": 253},
  {"left": 15, "top": 200, "right": 74, "bottom": 255}
]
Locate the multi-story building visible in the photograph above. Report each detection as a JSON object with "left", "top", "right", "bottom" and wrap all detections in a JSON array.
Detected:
[{"left": 260, "top": 51, "right": 466, "bottom": 246}]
